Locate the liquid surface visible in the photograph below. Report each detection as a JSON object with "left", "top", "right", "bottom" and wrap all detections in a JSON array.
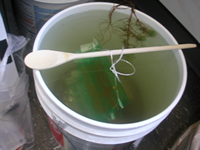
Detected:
[{"left": 39, "top": 9, "right": 180, "bottom": 123}]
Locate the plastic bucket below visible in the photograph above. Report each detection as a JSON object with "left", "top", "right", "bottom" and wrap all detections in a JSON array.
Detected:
[
  {"left": 14, "top": 0, "right": 92, "bottom": 45},
  {"left": 32, "top": 2, "right": 187, "bottom": 150}
]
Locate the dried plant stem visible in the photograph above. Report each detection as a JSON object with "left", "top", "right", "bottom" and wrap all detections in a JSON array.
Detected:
[{"left": 99, "top": 0, "right": 156, "bottom": 48}]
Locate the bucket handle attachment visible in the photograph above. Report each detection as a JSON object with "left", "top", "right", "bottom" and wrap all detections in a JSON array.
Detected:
[
  {"left": 57, "top": 125, "right": 78, "bottom": 150},
  {"left": 52, "top": 113, "right": 78, "bottom": 150}
]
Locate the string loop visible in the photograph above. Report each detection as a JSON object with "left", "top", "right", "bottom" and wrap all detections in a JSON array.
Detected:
[{"left": 109, "top": 47, "right": 136, "bottom": 82}]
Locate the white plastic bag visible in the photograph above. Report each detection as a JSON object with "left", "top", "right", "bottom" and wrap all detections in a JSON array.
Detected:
[
  {"left": 0, "top": 34, "right": 34, "bottom": 150},
  {"left": 171, "top": 120, "right": 200, "bottom": 150}
]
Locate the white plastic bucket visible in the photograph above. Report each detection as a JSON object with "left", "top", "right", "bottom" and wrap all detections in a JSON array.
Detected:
[
  {"left": 14, "top": 0, "right": 92, "bottom": 45},
  {"left": 32, "top": 2, "right": 187, "bottom": 150}
]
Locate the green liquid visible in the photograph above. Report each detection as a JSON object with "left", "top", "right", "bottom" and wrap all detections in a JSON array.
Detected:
[{"left": 39, "top": 10, "right": 180, "bottom": 123}]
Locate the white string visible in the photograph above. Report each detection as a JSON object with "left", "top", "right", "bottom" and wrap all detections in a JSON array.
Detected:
[
  {"left": 114, "top": 77, "right": 124, "bottom": 108},
  {"left": 109, "top": 47, "right": 136, "bottom": 83}
]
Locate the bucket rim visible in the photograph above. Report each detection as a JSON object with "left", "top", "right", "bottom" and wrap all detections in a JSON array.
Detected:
[{"left": 33, "top": 2, "right": 187, "bottom": 129}]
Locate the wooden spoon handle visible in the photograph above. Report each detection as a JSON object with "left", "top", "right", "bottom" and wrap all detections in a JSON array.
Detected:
[{"left": 74, "top": 44, "right": 196, "bottom": 59}]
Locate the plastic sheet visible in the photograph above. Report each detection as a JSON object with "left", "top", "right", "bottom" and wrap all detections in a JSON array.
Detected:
[
  {"left": 171, "top": 120, "right": 200, "bottom": 150},
  {"left": 0, "top": 34, "right": 34, "bottom": 150},
  {"left": 53, "top": 38, "right": 129, "bottom": 122}
]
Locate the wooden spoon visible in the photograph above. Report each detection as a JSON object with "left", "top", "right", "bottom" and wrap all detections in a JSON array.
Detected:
[{"left": 24, "top": 44, "right": 196, "bottom": 70}]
